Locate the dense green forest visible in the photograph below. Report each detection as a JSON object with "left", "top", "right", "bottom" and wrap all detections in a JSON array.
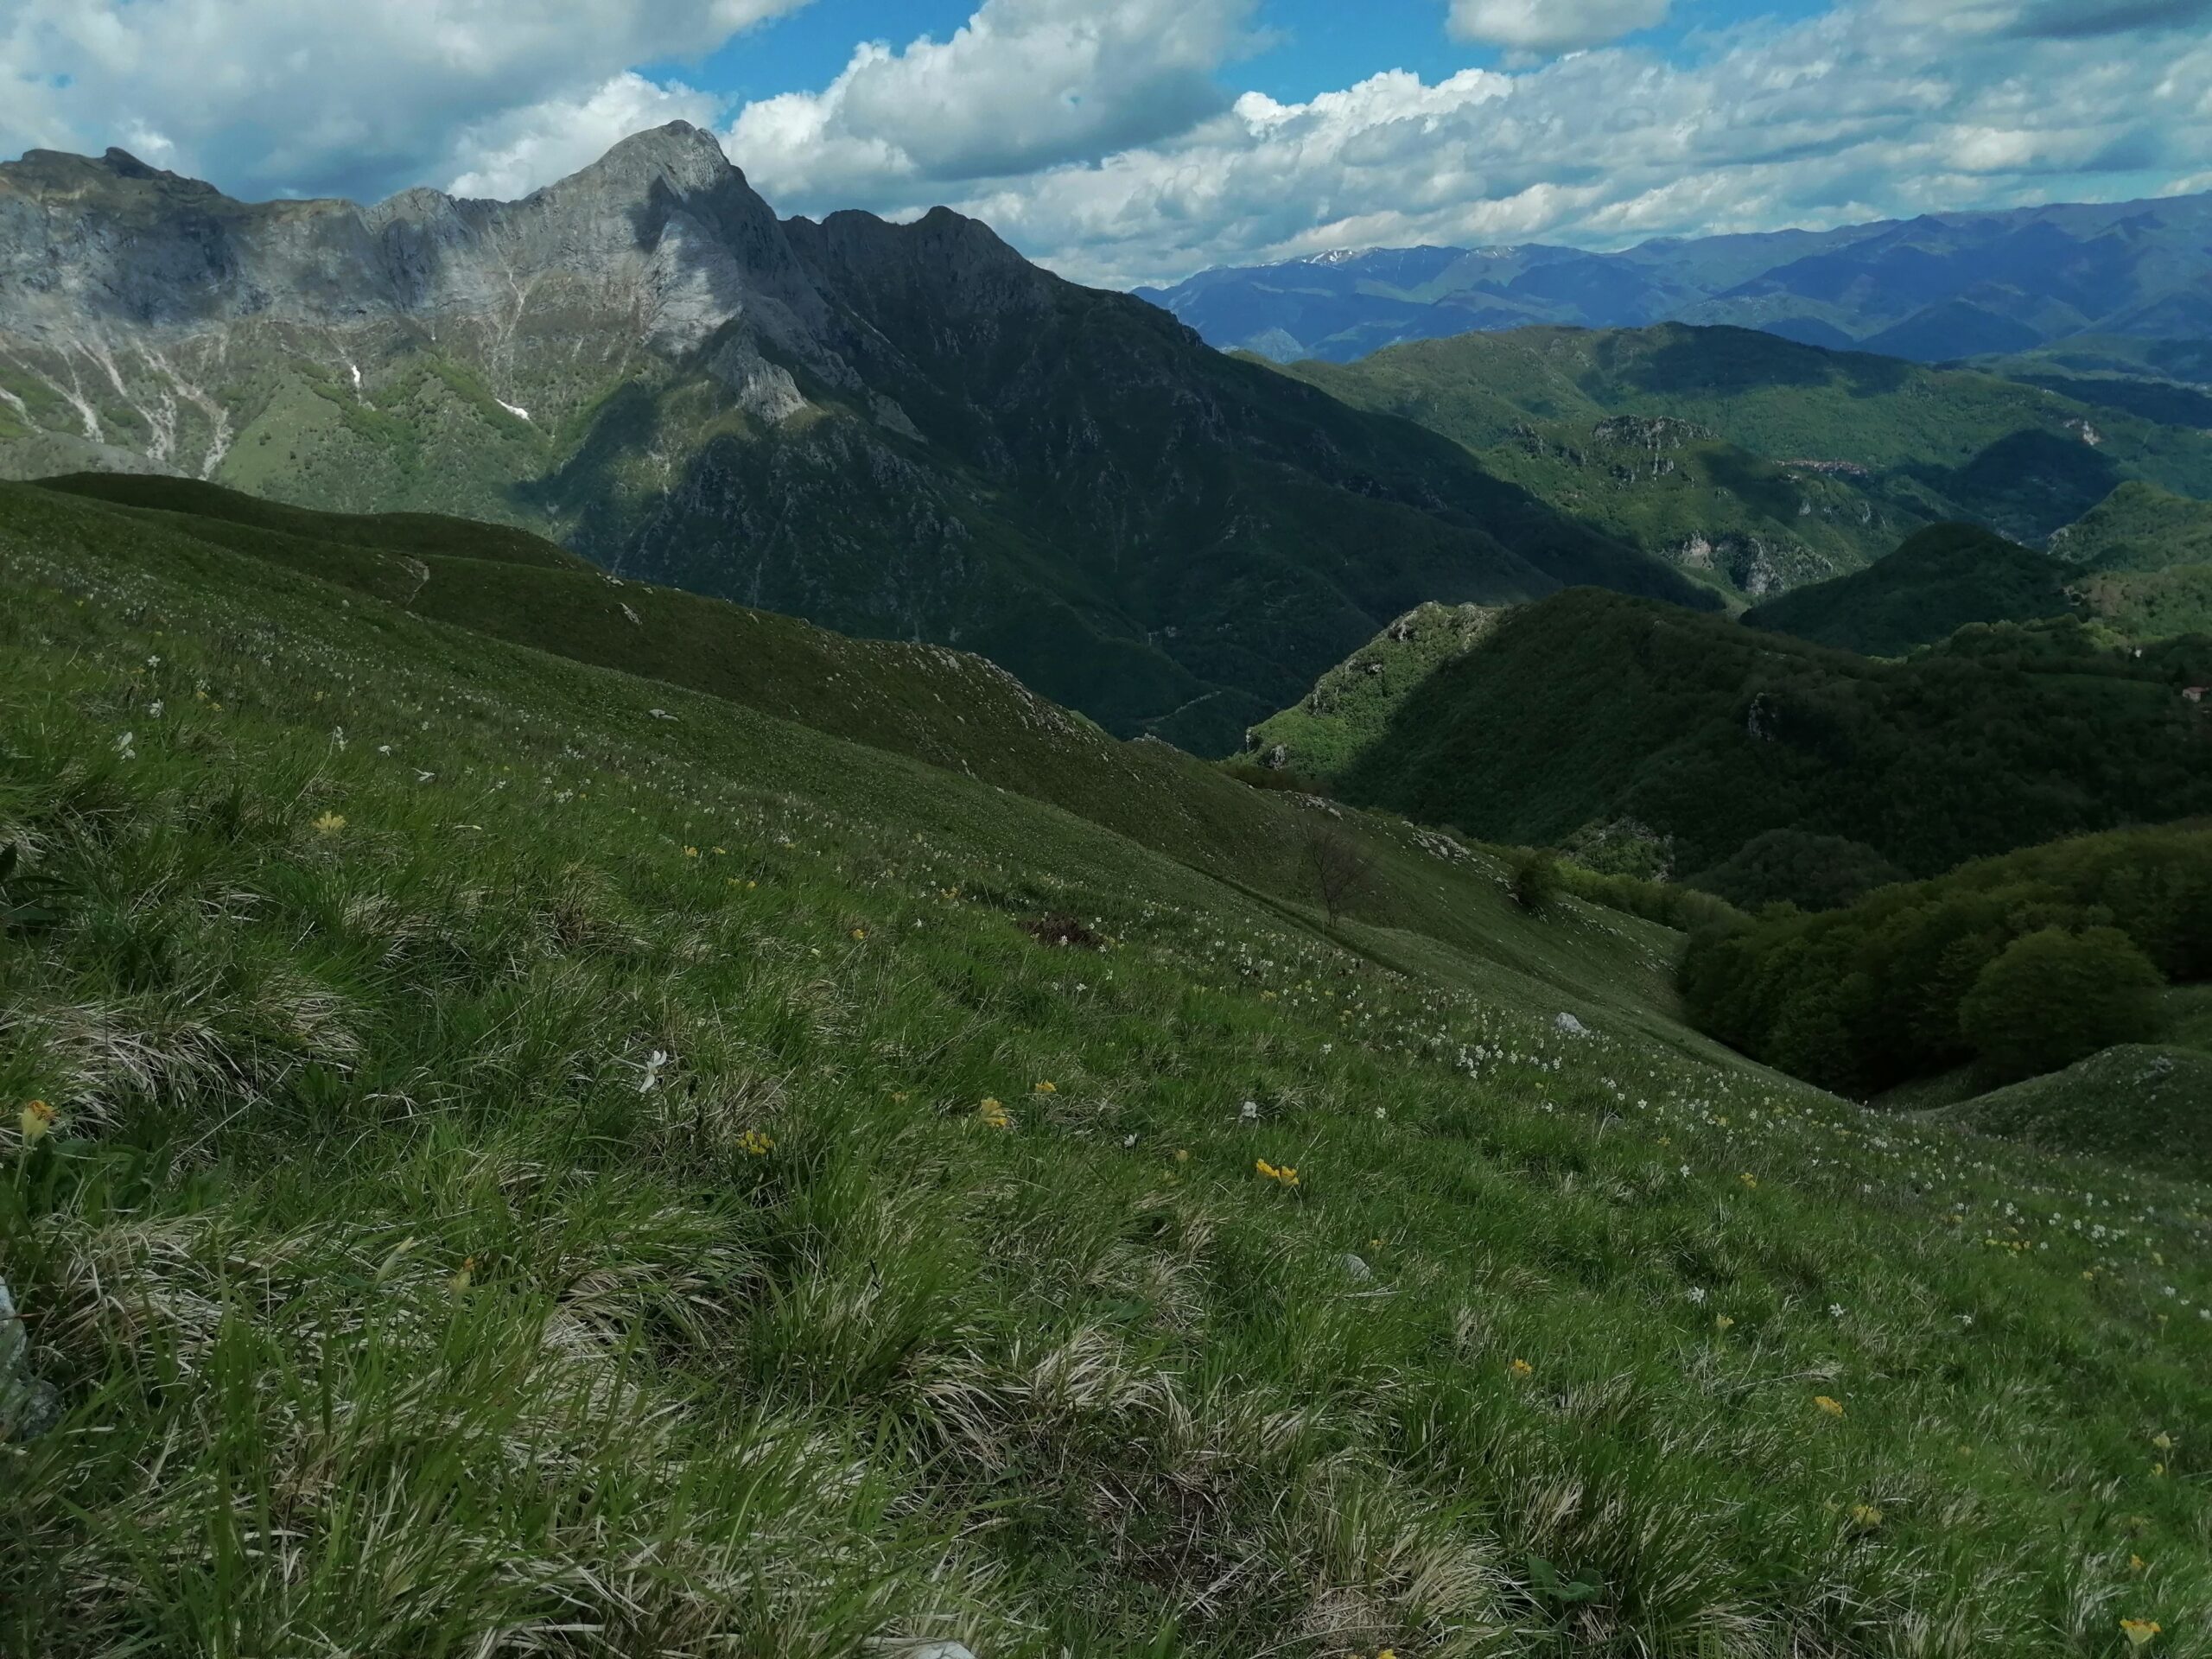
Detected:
[
  {"left": 1678, "top": 826, "right": 2212, "bottom": 1097},
  {"left": 1743, "top": 524, "right": 2078, "bottom": 657},
  {"left": 1252, "top": 588, "right": 2212, "bottom": 902}
]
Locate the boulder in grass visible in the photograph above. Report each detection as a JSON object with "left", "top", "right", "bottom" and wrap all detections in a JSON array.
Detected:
[{"left": 0, "top": 1277, "right": 60, "bottom": 1443}]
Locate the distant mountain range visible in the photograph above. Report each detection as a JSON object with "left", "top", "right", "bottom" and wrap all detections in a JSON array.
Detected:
[
  {"left": 1135, "top": 194, "right": 2212, "bottom": 370},
  {"left": 0, "top": 127, "right": 1707, "bottom": 756}
]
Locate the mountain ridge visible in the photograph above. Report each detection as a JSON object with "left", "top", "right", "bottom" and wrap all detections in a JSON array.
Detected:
[
  {"left": 0, "top": 125, "right": 1713, "bottom": 755},
  {"left": 1138, "top": 191, "right": 2212, "bottom": 368}
]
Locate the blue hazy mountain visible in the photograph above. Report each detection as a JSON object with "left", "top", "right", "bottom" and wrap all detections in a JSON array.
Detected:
[{"left": 1135, "top": 192, "right": 2212, "bottom": 368}]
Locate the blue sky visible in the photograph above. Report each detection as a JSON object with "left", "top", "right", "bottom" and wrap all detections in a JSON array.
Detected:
[
  {"left": 677, "top": 0, "right": 1835, "bottom": 105},
  {"left": 4, "top": 1, "right": 2210, "bottom": 287}
]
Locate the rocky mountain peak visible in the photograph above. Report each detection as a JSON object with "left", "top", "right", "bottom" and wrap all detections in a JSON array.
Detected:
[{"left": 556, "top": 120, "right": 738, "bottom": 200}]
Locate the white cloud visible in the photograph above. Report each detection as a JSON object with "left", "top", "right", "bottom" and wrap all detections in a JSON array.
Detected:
[
  {"left": 737, "top": 0, "right": 2212, "bottom": 289},
  {"left": 1446, "top": 0, "right": 1669, "bottom": 54},
  {"left": 0, "top": 0, "right": 808, "bottom": 201},
  {"left": 447, "top": 72, "right": 723, "bottom": 199},
  {"left": 726, "top": 0, "right": 1256, "bottom": 209}
]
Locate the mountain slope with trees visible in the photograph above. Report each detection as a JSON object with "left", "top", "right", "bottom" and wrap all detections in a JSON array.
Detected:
[
  {"left": 1244, "top": 588, "right": 2212, "bottom": 900},
  {"left": 1282, "top": 325, "right": 2212, "bottom": 560},
  {"left": 0, "top": 130, "right": 1710, "bottom": 756}
]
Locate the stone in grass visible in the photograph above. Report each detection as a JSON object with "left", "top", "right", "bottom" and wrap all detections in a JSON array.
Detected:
[
  {"left": 1555, "top": 1012, "right": 1590, "bottom": 1037},
  {"left": 0, "top": 1277, "right": 61, "bottom": 1443}
]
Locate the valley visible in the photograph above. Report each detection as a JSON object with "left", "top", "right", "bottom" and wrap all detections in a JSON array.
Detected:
[{"left": 4, "top": 108, "right": 2212, "bottom": 1659}]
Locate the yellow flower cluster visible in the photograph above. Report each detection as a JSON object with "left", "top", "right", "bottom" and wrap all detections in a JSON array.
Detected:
[
  {"left": 1815, "top": 1395, "right": 1846, "bottom": 1418},
  {"left": 1033, "top": 1080, "right": 1056, "bottom": 1094},
  {"left": 312, "top": 812, "right": 346, "bottom": 835},
  {"left": 738, "top": 1129, "right": 775, "bottom": 1157},
  {"left": 1508, "top": 1358, "right": 1534, "bottom": 1378},
  {"left": 979, "top": 1098, "right": 1012, "bottom": 1130},
  {"left": 2120, "top": 1618, "right": 2161, "bottom": 1649},
  {"left": 1255, "top": 1158, "right": 1300, "bottom": 1188}
]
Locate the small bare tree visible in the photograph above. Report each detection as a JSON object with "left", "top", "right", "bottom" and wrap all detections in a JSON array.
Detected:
[{"left": 1302, "top": 815, "right": 1375, "bottom": 928}]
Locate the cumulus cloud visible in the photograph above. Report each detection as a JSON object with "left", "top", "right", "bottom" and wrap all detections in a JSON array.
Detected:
[
  {"left": 741, "top": 0, "right": 2212, "bottom": 289},
  {"left": 726, "top": 0, "right": 1257, "bottom": 209},
  {"left": 1446, "top": 0, "right": 1670, "bottom": 54},
  {"left": 447, "top": 72, "right": 723, "bottom": 199},
  {"left": 0, "top": 0, "right": 806, "bottom": 201}
]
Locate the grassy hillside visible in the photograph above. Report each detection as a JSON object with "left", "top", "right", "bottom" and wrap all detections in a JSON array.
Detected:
[
  {"left": 1284, "top": 325, "right": 2212, "bottom": 552},
  {"left": 1248, "top": 588, "right": 2212, "bottom": 895},
  {"left": 1243, "top": 601, "right": 1504, "bottom": 781},
  {"left": 1941, "top": 1047, "right": 2212, "bottom": 1183},
  {"left": 1744, "top": 524, "right": 2079, "bottom": 657},
  {"left": 4, "top": 486, "right": 2210, "bottom": 1654}
]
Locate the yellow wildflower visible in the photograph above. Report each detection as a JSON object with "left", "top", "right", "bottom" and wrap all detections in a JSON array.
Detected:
[
  {"left": 979, "top": 1098, "right": 1012, "bottom": 1130},
  {"left": 850, "top": 927, "right": 867, "bottom": 940},
  {"left": 683, "top": 846, "right": 699, "bottom": 858},
  {"left": 1738, "top": 1172, "right": 1758, "bottom": 1189},
  {"left": 1508, "top": 1358, "right": 1533, "bottom": 1379},
  {"left": 1033, "top": 1080, "right": 1056, "bottom": 1094},
  {"left": 1849, "top": 1503, "right": 1883, "bottom": 1527},
  {"left": 2152, "top": 1433, "right": 2174, "bottom": 1452},
  {"left": 450, "top": 1255, "right": 476, "bottom": 1294},
  {"left": 1815, "top": 1395, "right": 1846, "bottom": 1418},
  {"left": 18, "top": 1098, "right": 56, "bottom": 1145},
  {"left": 738, "top": 1129, "right": 775, "bottom": 1157},
  {"left": 2120, "top": 1618, "right": 2161, "bottom": 1649},
  {"left": 1174, "top": 1148, "right": 1190, "bottom": 1163},
  {"left": 312, "top": 811, "right": 346, "bottom": 835},
  {"left": 1714, "top": 1313, "right": 1734, "bottom": 1332},
  {"left": 2130, "top": 1554, "right": 2147, "bottom": 1573}
]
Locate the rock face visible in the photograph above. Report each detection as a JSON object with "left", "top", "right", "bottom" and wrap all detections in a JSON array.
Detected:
[{"left": 0, "top": 126, "right": 1710, "bottom": 754}]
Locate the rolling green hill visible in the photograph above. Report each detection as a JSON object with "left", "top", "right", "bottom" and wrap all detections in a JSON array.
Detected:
[
  {"left": 1940, "top": 1046, "right": 2212, "bottom": 1183},
  {"left": 1283, "top": 325, "right": 2212, "bottom": 564},
  {"left": 3, "top": 455, "right": 2209, "bottom": 1657},
  {"left": 1743, "top": 524, "right": 2079, "bottom": 657},
  {"left": 1244, "top": 588, "right": 2212, "bottom": 899}
]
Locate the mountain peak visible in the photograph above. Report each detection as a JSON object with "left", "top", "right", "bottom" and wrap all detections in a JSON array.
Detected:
[{"left": 565, "top": 120, "right": 736, "bottom": 196}]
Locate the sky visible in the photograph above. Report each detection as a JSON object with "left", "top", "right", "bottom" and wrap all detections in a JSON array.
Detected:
[{"left": 3, "top": 0, "right": 2209, "bottom": 289}]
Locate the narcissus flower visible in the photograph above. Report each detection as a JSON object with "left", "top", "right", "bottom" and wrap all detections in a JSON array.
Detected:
[
  {"left": 18, "top": 1099, "right": 56, "bottom": 1145},
  {"left": 2120, "top": 1618, "right": 2161, "bottom": 1649}
]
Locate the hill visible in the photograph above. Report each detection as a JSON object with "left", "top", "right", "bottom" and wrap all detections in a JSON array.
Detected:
[
  {"left": 1940, "top": 1046, "right": 2212, "bottom": 1183},
  {"left": 4, "top": 452, "right": 2210, "bottom": 1656},
  {"left": 1135, "top": 191, "right": 2212, "bottom": 366},
  {"left": 1243, "top": 588, "right": 2212, "bottom": 899},
  {"left": 2053, "top": 480, "right": 2212, "bottom": 571},
  {"left": 1281, "top": 324, "right": 2212, "bottom": 554},
  {"left": 1743, "top": 524, "right": 2078, "bottom": 657},
  {"left": 1681, "top": 826, "right": 2212, "bottom": 1099},
  {"left": 0, "top": 130, "right": 1711, "bottom": 757}
]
